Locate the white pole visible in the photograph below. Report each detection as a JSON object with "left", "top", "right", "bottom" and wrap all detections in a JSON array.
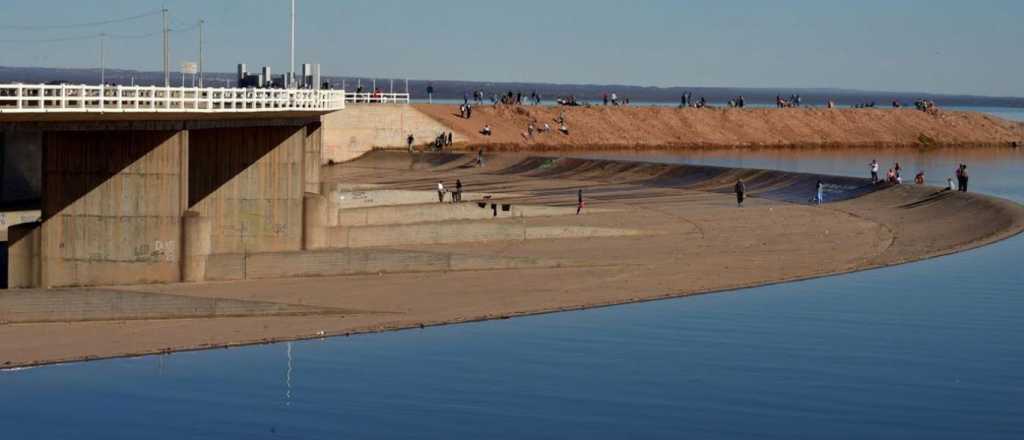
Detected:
[
  {"left": 405, "top": 78, "right": 409, "bottom": 94},
  {"left": 289, "top": 0, "right": 295, "bottom": 88},
  {"left": 99, "top": 33, "right": 105, "bottom": 85},
  {"left": 162, "top": 9, "right": 169, "bottom": 87},
  {"left": 198, "top": 19, "right": 205, "bottom": 87},
  {"left": 390, "top": 79, "right": 393, "bottom": 94}
]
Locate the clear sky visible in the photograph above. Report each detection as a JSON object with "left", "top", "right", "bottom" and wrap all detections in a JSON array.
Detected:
[{"left": 1, "top": 0, "right": 1021, "bottom": 96}]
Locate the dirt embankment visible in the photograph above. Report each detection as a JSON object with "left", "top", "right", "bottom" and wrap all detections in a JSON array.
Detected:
[{"left": 414, "top": 104, "right": 1024, "bottom": 150}]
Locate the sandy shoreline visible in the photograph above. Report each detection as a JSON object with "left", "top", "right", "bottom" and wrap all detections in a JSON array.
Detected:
[{"left": 3, "top": 152, "right": 1024, "bottom": 370}]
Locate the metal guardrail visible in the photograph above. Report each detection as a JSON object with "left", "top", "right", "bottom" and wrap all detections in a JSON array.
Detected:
[
  {"left": 0, "top": 83, "right": 347, "bottom": 113},
  {"left": 343, "top": 92, "right": 411, "bottom": 104}
]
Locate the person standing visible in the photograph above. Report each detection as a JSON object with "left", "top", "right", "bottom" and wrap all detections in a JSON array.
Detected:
[
  {"left": 437, "top": 181, "right": 445, "bottom": 203},
  {"left": 447, "top": 132, "right": 453, "bottom": 146},
  {"left": 576, "top": 188, "right": 585, "bottom": 215},
  {"left": 407, "top": 134, "right": 415, "bottom": 152},
  {"left": 815, "top": 180, "right": 825, "bottom": 205},
  {"left": 960, "top": 165, "right": 969, "bottom": 192},
  {"left": 455, "top": 179, "right": 463, "bottom": 203},
  {"left": 870, "top": 159, "right": 879, "bottom": 183},
  {"left": 955, "top": 164, "right": 964, "bottom": 191},
  {"left": 735, "top": 179, "right": 746, "bottom": 207}
]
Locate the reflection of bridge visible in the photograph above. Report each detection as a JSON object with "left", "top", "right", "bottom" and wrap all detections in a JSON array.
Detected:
[{"left": 0, "top": 84, "right": 410, "bottom": 288}]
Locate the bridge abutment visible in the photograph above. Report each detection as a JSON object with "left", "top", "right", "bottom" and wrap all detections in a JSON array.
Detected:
[{"left": 6, "top": 118, "right": 324, "bottom": 287}]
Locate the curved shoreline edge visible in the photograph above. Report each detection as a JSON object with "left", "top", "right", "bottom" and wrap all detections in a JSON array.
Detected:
[{"left": 3, "top": 152, "right": 1024, "bottom": 371}]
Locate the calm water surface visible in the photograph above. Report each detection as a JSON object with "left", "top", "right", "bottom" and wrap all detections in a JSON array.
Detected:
[{"left": 3, "top": 147, "right": 1023, "bottom": 438}]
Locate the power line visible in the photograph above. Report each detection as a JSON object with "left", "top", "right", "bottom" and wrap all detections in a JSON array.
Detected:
[
  {"left": 0, "top": 22, "right": 201, "bottom": 43},
  {"left": 0, "top": 9, "right": 161, "bottom": 31}
]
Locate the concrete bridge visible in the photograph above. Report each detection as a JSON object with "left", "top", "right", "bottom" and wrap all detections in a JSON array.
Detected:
[{"left": 0, "top": 85, "right": 371, "bottom": 288}]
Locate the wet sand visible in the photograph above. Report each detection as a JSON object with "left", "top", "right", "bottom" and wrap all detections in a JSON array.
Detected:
[{"left": 2, "top": 152, "right": 1023, "bottom": 369}]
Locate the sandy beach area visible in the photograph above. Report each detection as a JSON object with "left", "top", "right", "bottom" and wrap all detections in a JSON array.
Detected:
[
  {"left": 1, "top": 151, "right": 1022, "bottom": 369},
  {"left": 414, "top": 104, "right": 1024, "bottom": 150}
]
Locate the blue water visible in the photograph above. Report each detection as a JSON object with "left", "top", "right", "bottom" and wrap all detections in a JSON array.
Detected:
[{"left": 3, "top": 150, "right": 1024, "bottom": 438}]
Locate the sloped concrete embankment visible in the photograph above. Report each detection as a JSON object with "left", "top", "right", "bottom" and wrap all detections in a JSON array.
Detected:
[{"left": 321, "top": 104, "right": 467, "bottom": 164}]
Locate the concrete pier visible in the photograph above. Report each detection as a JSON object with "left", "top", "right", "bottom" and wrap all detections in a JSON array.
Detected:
[{"left": 3, "top": 114, "right": 326, "bottom": 287}]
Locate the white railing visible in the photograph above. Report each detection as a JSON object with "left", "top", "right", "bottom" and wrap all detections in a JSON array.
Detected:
[
  {"left": 0, "top": 83, "right": 347, "bottom": 113},
  {"left": 343, "top": 91, "right": 411, "bottom": 104}
]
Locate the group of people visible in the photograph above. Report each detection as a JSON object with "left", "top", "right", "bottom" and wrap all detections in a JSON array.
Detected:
[
  {"left": 870, "top": 159, "right": 968, "bottom": 191},
  {"left": 726, "top": 96, "right": 746, "bottom": 108},
  {"left": 733, "top": 179, "right": 826, "bottom": 207},
  {"left": 679, "top": 92, "right": 709, "bottom": 108},
  {"left": 914, "top": 99, "right": 938, "bottom": 114},
  {"left": 436, "top": 179, "right": 464, "bottom": 203},
  {"left": 776, "top": 94, "right": 803, "bottom": 108},
  {"left": 490, "top": 91, "right": 541, "bottom": 106},
  {"left": 602, "top": 93, "right": 630, "bottom": 106},
  {"left": 459, "top": 103, "right": 474, "bottom": 119}
]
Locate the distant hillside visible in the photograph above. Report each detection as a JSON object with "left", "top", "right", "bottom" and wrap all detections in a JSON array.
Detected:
[{"left": 2, "top": 65, "right": 1022, "bottom": 108}]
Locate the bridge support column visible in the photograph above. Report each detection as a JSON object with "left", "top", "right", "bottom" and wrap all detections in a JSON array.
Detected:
[
  {"left": 7, "top": 222, "right": 41, "bottom": 288},
  {"left": 37, "top": 129, "right": 188, "bottom": 287},
  {"left": 181, "top": 211, "right": 211, "bottom": 282},
  {"left": 303, "top": 192, "right": 327, "bottom": 250},
  {"left": 305, "top": 121, "right": 322, "bottom": 194}
]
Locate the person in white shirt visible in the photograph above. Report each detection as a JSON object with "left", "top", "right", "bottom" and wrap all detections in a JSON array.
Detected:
[
  {"left": 437, "top": 181, "right": 445, "bottom": 203},
  {"left": 870, "top": 160, "right": 879, "bottom": 183}
]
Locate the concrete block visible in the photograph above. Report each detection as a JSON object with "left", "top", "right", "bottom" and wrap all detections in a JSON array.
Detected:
[
  {"left": 303, "top": 192, "right": 327, "bottom": 250},
  {"left": 7, "top": 221, "right": 41, "bottom": 288}
]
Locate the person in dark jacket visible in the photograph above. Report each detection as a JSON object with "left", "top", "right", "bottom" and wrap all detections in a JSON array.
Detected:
[
  {"left": 735, "top": 179, "right": 746, "bottom": 207},
  {"left": 576, "top": 188, "right": 584, "bottom": 215}
]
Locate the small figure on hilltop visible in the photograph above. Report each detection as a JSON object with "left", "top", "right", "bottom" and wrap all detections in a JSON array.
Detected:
[
  {"left": 870, "top": 159, "right": 880, "bottom": 183},
  {"left": 735, "top": 179, "right": 746, "bottom": 207},
  {"left": 437, "top": 181, "right": 446, "bottom": 203},
  {"left": 576, "top": 188, "right": 585, "bottom": 215},
  {"left": 814, "top": 180, "right": 825, "bottom": 205}
]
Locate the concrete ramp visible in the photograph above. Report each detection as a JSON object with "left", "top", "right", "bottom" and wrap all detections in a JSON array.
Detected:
[{"left": 494, "top": 156, "right": 879, "bottom": 204}]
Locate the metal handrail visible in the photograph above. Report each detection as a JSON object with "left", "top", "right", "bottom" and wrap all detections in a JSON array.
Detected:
[
  {"left": 343, "top": 92, "right": 411, "bottom": 104},
  {"left": 0, "top": 83, "right": 347, "bottom": 113}
]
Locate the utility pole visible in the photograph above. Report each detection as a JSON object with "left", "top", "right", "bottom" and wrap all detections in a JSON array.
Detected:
[
  {"left": 99, "top": 33, "right": 106, "bottom": 86},
  {"left": 162, "top": 8, "right": 169, "bottom": 87},
  {"left": 198, "top": 19, "right": 205, "bottom": 87},
  {"left": 289, "top": 0, "right": 295, "bottom": 88}
]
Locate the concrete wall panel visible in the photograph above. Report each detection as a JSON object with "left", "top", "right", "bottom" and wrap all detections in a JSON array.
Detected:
[
  {"left": 188, "top": 126, "right": 305, "bottom": 254},
  {"left": 39, "top": 130, "right": 184, "bottom": 287}
]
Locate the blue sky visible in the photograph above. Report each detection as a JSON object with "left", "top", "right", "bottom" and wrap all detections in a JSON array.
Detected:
[{"left": 1, "top": 0, "right": 1022, "bottom": 96}]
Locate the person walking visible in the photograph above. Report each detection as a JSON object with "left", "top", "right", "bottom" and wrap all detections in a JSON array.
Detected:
[
  {"left": 407, "top": 134, "right": 415, "bottom": 152},
  {"left": 576, "top": 188, "right": 585, "bottom": 215},
  {"left": 455, "top": 179, "right": 463, "bottom": 203},
  {"left": 870, "top": 159, "right": 879, "bottom": 183},
  {"left": 476, "top": 148, "right": 485, "bottom": 167},
  {"left": 437, "top": 181, "right": 446, "bottom": 203},
  {"left": 815, "top": 180, "right": 825, "bottom": 205},
  {"left": 735, "top": 179, "right": 746, "bottom": 207}
]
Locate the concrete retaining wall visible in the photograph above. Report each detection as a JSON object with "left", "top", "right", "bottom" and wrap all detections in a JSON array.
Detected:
[
  {"left": 326, "top": 220, "right": 643, "bottom": 248},
  {"left": 321, "top": 104, "right": 463, "bottom": 163},
  {"left": 202, "top": 247, "right": 556, "bottom": 281}
]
